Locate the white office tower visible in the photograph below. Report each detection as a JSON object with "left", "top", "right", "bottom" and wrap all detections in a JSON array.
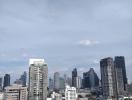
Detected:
[
  {"left": 54, "top": 72, "right": 60, "bottom": 90},
  {"left": 4, "top": 84, "right": 27, "bottom": 100},
  {"left": 29, "top": 59, "right": 48, "bottom": 100},
  {"left": 75, "top": 76, "right": 82, "bottom": 90},
  {"left": 65, "top": 85, "right": 77, "bottom": 100}
]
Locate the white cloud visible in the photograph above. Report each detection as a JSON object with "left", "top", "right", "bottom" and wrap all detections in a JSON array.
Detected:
[{"left": 78, "top": 39, "right": 100, "bottom": 46}]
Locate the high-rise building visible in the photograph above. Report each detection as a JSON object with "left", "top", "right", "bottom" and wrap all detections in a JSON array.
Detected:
[
  {"left": 82, "top": 72, "right": 90, "bottom": 89},
  {"left": 82, "top": 68, "right": 99, "bottom": 90},
  {"left": 59, "top": 77, "right": 65, "bottom": 90},
  {"left": 3, "top": 74, "right": 10, "bottom": 89},
  {"left": 49, "top": 78, "right": 54, "bottom": 91},
  {"left": 54, "top": 72, "right": 60, "bottom": 90},
  {"left": 65, "top": 85, "right": 77, "bottom": 100},
  {"left": 75, "top": 76, "right": 82, "bottom": 90},
  {"left": 67, "top": 77, "right": 72, "bottom": 86},
  {"left": 100, "top": 57, "right": 117, "bottom": 100},
  {"left": 63, "top": 75, "right": 72, "bottom": 87},
  {"left": 64, "top": 74, "right": 67, "bottom": 82},
  {"left": 0, "top": 77, "right": 2, "bottom": 91},
  {"left": 29, "top": 59, "right": 48, "bottom": 100},
  {"left": 114, "top": 57, "right": 125, "bottom": 95},
  {"left": 72, "top": 68, "right": 77, "bottom": 87},
  {"left": 14, "top": 72, "right": 27, "bottom": 87},
  {"left": 4, "top": 84, "right": 27, "bottom": 100},
  {"left": 115, "top": 56, "right": 128, "bottom": 91},
  {"left": 20, "top": 71, "right": 27, "bottom": 87}
]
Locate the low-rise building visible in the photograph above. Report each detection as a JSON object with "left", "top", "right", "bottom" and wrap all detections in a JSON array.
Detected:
[
  {"left": 127, "top": 83, "right": 132, "bottom": 95},
  {"left": 0, "top": 92, "right": 4, "bottom": 100},
  {"left": 51, "top": 92, "right": 62, "bottom": 100},
  {"left": 4, "top": 84, "right": 27, "bottom": 100},
  {"left": 65, "top": 85, "right": 77, "bottom": 100}
]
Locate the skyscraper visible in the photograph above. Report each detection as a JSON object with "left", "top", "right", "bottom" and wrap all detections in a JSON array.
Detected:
[
  {"left": 64, "top": 74, "right": 67, "bottom": 84},
  {"left": 0, "top": 77, "right": 2, "bottom": 91},
  {"left": 66, "top": 77, "right": 72, "bottom": 86},
  {"left": 59, "top": 77, "right": 65, "bottom": 90},
  {"left": 64, "top": 75, "right": 72, "bottom": 87},
  {"left": 100, "top": 57, "right": 117, "bottom": 100},
  {"left": 3, "top": 74, "right": 10, "bottom": 89},
  {"left": 89, "top": 68, "right": 99, "bottom": 90},
  {"left": 49, "top": 78, "right": 54, "bottom": 91},
  {"left": 114, "top": 57, "right": 125, "bottom": 95},
  {"left": 75, "top": 76, "right": 82, "bottom": 90},
  {"left": 54, "top": 72, "right": 60, "bottom": 90},
  {"left": 82, "top": 68, "right": 99, "bottom": 89},
  {"left": 20, "top": 71, "right": 27, "bottom": 87},
  {"left": 72, "top": 68, "right": 77, "bottom": 87},
  {"left": 29, "top": 59, "right": 48, "bottom": 100},
  {"left": 115, "top": 56, "right": 128, "bottom": 91}
]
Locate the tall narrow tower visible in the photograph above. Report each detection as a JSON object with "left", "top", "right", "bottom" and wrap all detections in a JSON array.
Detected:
[
  {"left": 115, "top": 56, "right": 127, "bottom": 91},
  {"left": 100, "top": 57, "right": 117, "bottom": 100},
  {"left": 29, "top": 59, "right": 48, "bottom": 100},
  {"left": 72, "top": 68, "right": 77, "bottom": 87},
  {"left": 54, "top": 72, "right": 60, "bottom": 90},
  {"left": 3, "top": 74, "right": 10, "bottom": 89},
  {"left": 0, "top": 77, "right": 2, "bottom": 91},
  {"left": 20, "top": 71, "right": 27, "bottom": 87}
]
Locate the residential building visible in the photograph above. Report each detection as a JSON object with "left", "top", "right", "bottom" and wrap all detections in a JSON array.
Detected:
[
  {"left": 28, "top": 59, "right": 48, "bottom": 100},
  {"left": 65, "top": 85, "right": 77, "bottom": 100},
  {"left": 100, "top": 57, "right": 117, "bottom": 100},
  {"left": 115, "top": 56, "right": 128, "bottom": 91},
  {"left": 114, "top": 57, "right": 125, "bottom": 96},
  {"left": 4, "top": 84, "right": 27, "bottom": 100}
]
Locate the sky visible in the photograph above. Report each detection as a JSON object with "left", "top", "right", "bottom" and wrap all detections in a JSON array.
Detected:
[{"left": 0, "top": 0, "right": 132, "bottom": 82}]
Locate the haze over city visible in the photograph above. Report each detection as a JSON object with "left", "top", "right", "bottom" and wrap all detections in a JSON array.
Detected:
[{"left": 0, "top": 0, "right": 132, "bottom": 82}]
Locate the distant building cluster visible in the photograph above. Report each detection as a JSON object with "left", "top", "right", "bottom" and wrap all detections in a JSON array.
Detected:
[
  {"left": 100, "top": 56, "right": 128, "bottom": 100},
  {"left": 0, "top": 56, "right": 132, "bottom": 100}
]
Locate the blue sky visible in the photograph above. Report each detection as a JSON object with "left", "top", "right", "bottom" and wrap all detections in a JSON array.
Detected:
[{"left": 0, "top": 0, "right": 132, "bottom": 82}]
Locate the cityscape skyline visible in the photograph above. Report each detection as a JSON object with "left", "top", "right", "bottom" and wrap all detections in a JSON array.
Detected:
[
  {"left": 0, "top": 0, "right": 132, "bottom": 83},
  {"left": 0, "top": 57, "right": 130, "bottom": 99},
  {"left": 0, "top": 56, "right": 131, "bottom": 84}
]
